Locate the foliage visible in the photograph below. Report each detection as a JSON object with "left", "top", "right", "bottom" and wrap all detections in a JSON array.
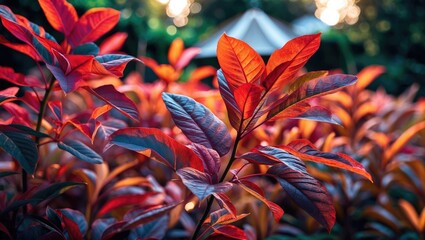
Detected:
[{"left": 0, "top": 0, "right": 421, "bottom": 239}]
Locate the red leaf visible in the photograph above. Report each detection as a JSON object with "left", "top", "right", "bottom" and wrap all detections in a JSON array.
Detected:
[
  {"left": 281, "top": 139, "right": 372, "bottom": 181},
  {"left": 217, "top": 33, "right": 265, "bottom": 91},
  {"left": 0, "top": 35, "right": 41, "bottom": 61},
  {"left": 99, "top": 32, "right": 128, "bottom": 54},
  {"left": 213, "top": 225, "right": 247, "bottom": 239},
  {"left": 217, "top": 69, "right": 242, "bottom": 130},
  {"left": 188, "top": 143, "right": 221, "bottom": 182},
  {"left": 176, "top": 167, "right": 232, "bottom": 201},
  {"left": 56, "top": 210, "right": 83, "bottom": 240},
  {"left": 175, "top": 47, "right": 200, "bottom": 70},
  {"left": 110, "top": 127, "right": 204, "bottom": 171},
  {"left": 162, "top": 93, "right": 232, "bottom": 157},
  {"left": 234, "top": 83, "right": 264, "bottom": 119},
  {"left": 95, "top": 54, "right": 140, "bottom": 77},
  {"left": 0, "top": 87, "right": 18, "bottom": 105},
  {"left": 264, "top": 33, "right": 321, "bottom": 91},
  {"left": 69, "top": 8, "right": 120, "bottom": 47},
  {"left": 239, "top": 179, "right": 284, "bottom": 222},
  {"left": 87, "top": 85, "right": 140, "bottom": 121},
  {"left": 38, "top": 0, "right": 78, "bottom": 36},
  {"left": 48, "top": 100, "right": 62, "bottom": 122},
  {"left": 0, "top": 66, "right": 44, "bottom": 88},
  {"left": 96, "top": 193, "right": 159, "bottom": 218},
  {"left": 213, "top": 192, "right": 237, "bottom": 217}
]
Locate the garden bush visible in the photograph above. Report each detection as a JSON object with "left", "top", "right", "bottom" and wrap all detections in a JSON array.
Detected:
[{"left": 0, "top": 0, "right": 423, "bottom": 239}]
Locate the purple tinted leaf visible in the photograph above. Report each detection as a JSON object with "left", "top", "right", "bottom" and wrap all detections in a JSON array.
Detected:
[
  {"left": 58, "top": 139, "right": 103, "bottom": 164},
  {"left": 267, "top": 156, "right": 335, "bottom": 231},
  {"left": 187, "top": 143, "right": 220, "bottom": 182},
  {"left": 122, "top": 203, "right": 180, "bottom": 230},
  {"left": 91, "top": 218, "right": 117, "bottom": 240},
  {"left": 287, "top": 106, "right": 341, "bottom": 125},
  {"left": 162, "top": 92, "right": 231, "bottom": 156},
  {"left": 95, "top": 54, "right": 140, "bottom": 77},
  {"left": 177, "top": 167, "right": 232, "bottom": 201},
  {"left": 101, "top": 221, "right": 128, "bottom": 240},
  {"left": 87, "top": 85, "right": 140, "bottom": 121},
  {"left": 217, "top": 69, "right": 241, "bottom": 130},
  {"left": 110, "top": 127, "right": 204, "bottom": 171},
  {"left": 267, "top": 74, "right": 357, "bottom": 120},
  {"left": 128, "top": 215, "right": 169, "bottom": 240},
  {"left": 96, "top": 119, "right": 127, "bottom": 140}
]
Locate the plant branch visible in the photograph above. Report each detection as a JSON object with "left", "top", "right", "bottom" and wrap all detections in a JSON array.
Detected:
[
  {"left": 22, "top": 76, "right": 55, "bottom": 214},
  {"left": 191, "top": 133, "right": 242, "bottom": 239}
]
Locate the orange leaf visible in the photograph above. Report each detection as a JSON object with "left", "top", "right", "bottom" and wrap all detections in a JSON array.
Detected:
[
  {"left": 399, "top": 199, "right": 420, "bottom": 232},
  {"left": 69, "top": 8, "right": 120, "bottom": 47},
  {"left": 168, "top": 38, "right": 184, "bottom": 67},
  {"left": 38, "top": 0, "right": 78, "bottom": 36},
  {"left": 263, "top": 33, "right": 321, "bottom": 92},
  {"left": 217, "top": 33, "right": 265, "bottom": 91},
  {"left": 356, "top": 65, "right": 386, "bottom": 90},
  {"left": 384, "top": 121, "right": 425, "bottom": 165},
  {"left": 281, "top": 139, "right": 373, "bottom": 181}
]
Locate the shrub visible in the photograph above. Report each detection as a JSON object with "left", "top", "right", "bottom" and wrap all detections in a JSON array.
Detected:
[{"left": 0, "top": 0, "right": 378, "bottom": 239}]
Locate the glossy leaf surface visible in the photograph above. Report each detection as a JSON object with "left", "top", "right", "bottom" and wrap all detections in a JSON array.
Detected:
[
  {"left": 162, "top": 93, "right": 231, "bottom": 156},
  {"left": 280, "top": 139, "right": 372, "bottom": 181},
  {"left": 69, "top": 8, "right": 120, "bottom": 47},
  {"left": 177, "top": 167, "right": 233, "bottom": 201},
  {"left": 217, "top": 33, "right": 265, "bottom": 91},
  {"left": 267, "top": 160, "right": 335, "bottom": 231},
  {"left": 110, "top": 127, "right": 204, "bottom": 171},
  {"left": 38, "top": 0, "right": 78, "bottom": 36},
  {"left": 87, "top": 85, "right": 140, "bottom": 121},
  {"left": 58, "top": 139, "right": 103, "bottom": 164}
]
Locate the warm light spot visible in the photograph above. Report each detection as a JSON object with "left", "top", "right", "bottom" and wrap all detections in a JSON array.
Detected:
[
  {"left": 190, "top": 2, "right": 202, "bottom": 14},
  {"left": 319, "top": 8, "right": 340, "bottom": 26},
  {"left": 327, "top": 0, "right": 347, "bottom": 10},
  {"left": 185, "top": 201, "right": 195, "bottom": 211},
  {"left": 166, "top": 25, "right": 177, "bottom": 35},
  {"left": 157, "top": 0, "right": 169, "bottom": 4},
  {"left": 260, "top": 140, "right": 269, "bottom": 146},
  {"left": 167, "top": 0, "right": 190, "bottom": 17},
  {"left": 173, "top": 16, "right": 188, "bottom": 27},
  {"left": 315, "top": 0, "right": 360, "bottom": 26}
]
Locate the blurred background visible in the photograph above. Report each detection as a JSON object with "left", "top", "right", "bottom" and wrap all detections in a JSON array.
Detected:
[{"left": 2, "top": 0, "right": 425, "bottom": 96}]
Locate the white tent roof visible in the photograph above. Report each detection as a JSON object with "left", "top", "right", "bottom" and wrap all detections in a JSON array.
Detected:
[{"left": 195, "top": 8, "right": 296, "bottom": 58}]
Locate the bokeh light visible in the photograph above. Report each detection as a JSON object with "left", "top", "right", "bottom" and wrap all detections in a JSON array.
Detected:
[
  {"left": 315, "top": 0, "right": 361, "bottom": 26},
  {"left": 156, "top": 0, "right": 201, "bottom": 27}
]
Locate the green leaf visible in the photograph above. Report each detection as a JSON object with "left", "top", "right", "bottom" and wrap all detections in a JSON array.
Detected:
[
  {"left": 0, "top": 129, "right": 38, "bottom": 174},
  {"left": 58, "top": 140, "right": 103, "bottom": 164}
]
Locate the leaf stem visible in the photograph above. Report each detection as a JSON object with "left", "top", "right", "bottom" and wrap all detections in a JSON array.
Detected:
[
  {"left": 191, "top": 133, "right": 242, "bottom": 239},
  {"left": 22, "top": 76, "right": 55, "bottom": 214}
]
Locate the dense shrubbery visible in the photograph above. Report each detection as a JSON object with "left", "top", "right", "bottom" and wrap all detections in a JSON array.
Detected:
[{"left": 0, "top": 1, "right": 423, "bottom": 239}]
